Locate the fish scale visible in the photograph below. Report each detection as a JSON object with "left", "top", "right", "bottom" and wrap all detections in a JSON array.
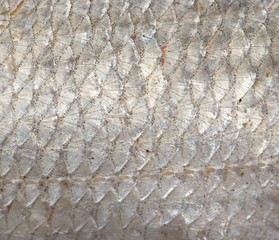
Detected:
[{"left": 0, "top": 0, "right": 279, "bottom": 239}]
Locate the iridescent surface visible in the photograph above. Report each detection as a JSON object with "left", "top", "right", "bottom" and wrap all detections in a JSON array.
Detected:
[{"left": 0, "top": 0, "right": 279, "bottom": 239}]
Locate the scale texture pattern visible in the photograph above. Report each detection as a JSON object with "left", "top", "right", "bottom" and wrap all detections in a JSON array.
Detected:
[{"left": 0, "top": 0, "right": 279, "bottom": 239}]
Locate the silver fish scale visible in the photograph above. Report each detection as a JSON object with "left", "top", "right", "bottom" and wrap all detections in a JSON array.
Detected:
[{"left": 0, "top": 0, "right": 279, "bottom": 239}]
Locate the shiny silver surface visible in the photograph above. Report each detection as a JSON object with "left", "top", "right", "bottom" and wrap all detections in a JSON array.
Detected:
[{"left": 0, "top": 0, "right": 279, "bottom": 239}]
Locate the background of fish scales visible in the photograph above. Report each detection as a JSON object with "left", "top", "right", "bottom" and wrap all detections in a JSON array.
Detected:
[{"left": 0, "top": 0, "right": 279, "bottom": 239}]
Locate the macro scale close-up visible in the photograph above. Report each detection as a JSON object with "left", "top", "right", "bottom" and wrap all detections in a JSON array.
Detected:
[{"left": 0, "top": 0, "right": 279, "bottom": 239}]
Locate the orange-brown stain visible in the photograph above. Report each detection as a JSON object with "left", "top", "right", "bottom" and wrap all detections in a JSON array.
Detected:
[
  {"left": 11, "top": 1, "right": 24, "bottom": 16},
  {"left": 266, "top": 72, "right": 270, "bottom": 77},
  {"left": 1, "top": 10, "right": 9, "bottom": 15},
  {"left": 175, "top": 1, "right": 181, "bottom": 4},
  {"left": 242, "top": 122, "right": 247, "bottom": 128},
  {"left": 161, "top": 45, "right": 167, "bottom": 66},
  {"left": 206, "top": 43, "right": 212, "bottom": 49},
  {"left": 0, "top": 25, "right": 5, "bottom": 29},
  {"left": 7, "top": 202, "right": 13, "bottom": 212},
  {"left": 206, "top": 168, "right": 215, "bottom": 173},
  {"left": 47, "top": 205, "right": 55, "bottom": 225},
  {"left": 184, "top": 169, "right": 195, "bottom": 174}
]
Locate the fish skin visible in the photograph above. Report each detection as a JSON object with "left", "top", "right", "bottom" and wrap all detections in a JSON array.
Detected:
[{"left": 0, "top": 0, "right": 279, "bottom": 239}]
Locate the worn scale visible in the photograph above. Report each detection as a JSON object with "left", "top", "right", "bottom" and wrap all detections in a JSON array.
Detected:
[{"left": 0, "top": 0, "right": 279, "bottom": 239}]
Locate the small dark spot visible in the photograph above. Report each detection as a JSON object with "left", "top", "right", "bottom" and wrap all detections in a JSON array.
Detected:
[
  {"left": 239, "top": 99, "right": 242, "bottom": 103},
  {"left": 240, "top": 172, "right": 244, "bottom": 176},
  {"left": 7, "top": 202, "right": 13, "bottom": 211}
]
